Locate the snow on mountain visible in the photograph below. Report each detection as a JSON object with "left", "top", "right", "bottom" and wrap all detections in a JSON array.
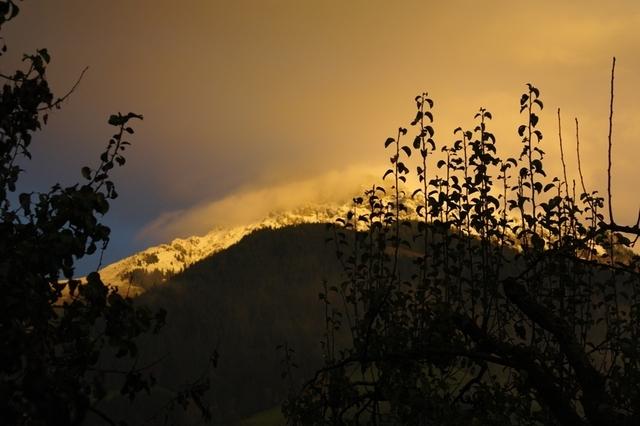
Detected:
[
  {"left": 98, "top": 203, "right": 352, "bottom": 295},
  {"left": 96, "top": 194, "right": 627, "bottom": 296}
]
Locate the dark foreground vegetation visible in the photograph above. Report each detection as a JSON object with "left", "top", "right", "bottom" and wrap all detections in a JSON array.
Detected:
[
  {"left": 284, "top": 71, "right": 640, "bottom": 425},
  {"left": 0, "top": 3, "right": 208, "bottom": 425}
]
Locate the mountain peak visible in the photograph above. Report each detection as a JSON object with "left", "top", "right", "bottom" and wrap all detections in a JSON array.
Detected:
[{"left": 98, "top": 203, "right": 351, "bottom": 294}]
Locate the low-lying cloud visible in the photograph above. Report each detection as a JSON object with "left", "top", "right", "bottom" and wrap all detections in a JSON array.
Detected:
[{"left": 138, "top": 165, "right": 383, "bottom": 243}]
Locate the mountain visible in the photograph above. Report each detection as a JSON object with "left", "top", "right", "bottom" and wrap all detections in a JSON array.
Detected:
[
  {"left": 98, "top": 194, "right": 634, "bottom": 297},
  {"left": 98, "top": 204, "right": 351, "bottom": 295}
]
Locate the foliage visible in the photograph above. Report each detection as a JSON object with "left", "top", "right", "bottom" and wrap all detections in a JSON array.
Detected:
[
  {"left": 0, "top": 4, "right": 212, "bottom": 425},
  {"left": 285, "top": 75, "right": 640, "bottom": 424}
]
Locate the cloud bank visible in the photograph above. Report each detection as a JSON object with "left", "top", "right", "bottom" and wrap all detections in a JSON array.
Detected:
[{"left": 138, "top": 165, "right": 383, "bottom": 243}]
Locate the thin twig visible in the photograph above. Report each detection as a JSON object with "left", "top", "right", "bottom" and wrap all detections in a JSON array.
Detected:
[
  {"left": 607, "top": 57, "right": 616, "bottom": 224},
  {"left": 575, "top": 118, "right": 588, "bottom": 197},
  {"left": 557, "top": 108, "right": 568, "bottom": 194},
  {"left": 37, "top": 66, "right": 89, "bottom": 111}
]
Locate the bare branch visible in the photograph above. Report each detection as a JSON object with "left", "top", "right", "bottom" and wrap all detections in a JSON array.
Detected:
[
  {"left": 502, "top": 279, "right": 612, "bottom": 425},
  {"left": 37, "top": 66, "right": 89, "bottom": 111},
  {"left": 455, "top": 314, "right": 590, "bottom": 426},
  {"left": 557, "top": 108, "right": 569, "bottom": 194},
  {"left": 88, "top": 406, "right": 117, "bottom": 426},
  {"left": 601, "top": 222, "right": 640, "bottom": 237},
  {"left": 607, "top": 57, "right": 616, "bottom": 225},
  {"left": 575, "top": 118, "right": 588, "bottom": 197}
]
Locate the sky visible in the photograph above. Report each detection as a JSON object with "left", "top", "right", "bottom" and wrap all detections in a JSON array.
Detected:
[{"left": 2, "top": 1, "right": 640, "bottom": 270}]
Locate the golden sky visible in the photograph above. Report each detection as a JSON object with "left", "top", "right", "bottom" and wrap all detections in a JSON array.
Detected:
[{"left": 3, "top": 1, "right": 639, "bottom": 258}]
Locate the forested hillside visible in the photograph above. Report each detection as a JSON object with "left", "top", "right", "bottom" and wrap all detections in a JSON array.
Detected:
[{"left": 101, "top": 224, "right": 341, "bottom": 424}]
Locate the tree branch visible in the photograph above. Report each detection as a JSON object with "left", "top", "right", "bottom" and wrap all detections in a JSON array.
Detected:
[
  {"left": 502, "top": 279, "right": 611, "bottom": 425},
  {"left": 454, "top": 314, "right": 589, "bottom": 426}
]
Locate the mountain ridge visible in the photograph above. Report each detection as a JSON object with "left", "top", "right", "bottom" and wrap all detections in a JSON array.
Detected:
[
  {"left": 98, "top": 203, "right": 352, "bottom": 294},
  {"left": 97, "top": 194, "right": 631, "bottom": 295}
]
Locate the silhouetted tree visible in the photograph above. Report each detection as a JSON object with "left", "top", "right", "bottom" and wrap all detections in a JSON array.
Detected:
[
  {"left": 0, "top": 4, "right": 212, "bottom": 425},
  {"left": 286, "top": 62, "right": 640, "bottom": 425}
]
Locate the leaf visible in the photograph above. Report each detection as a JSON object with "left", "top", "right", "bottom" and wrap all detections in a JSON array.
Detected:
[
  {"left": 37, "top": 48, "right": 50, "bottom": 64},
  {"left": 485, "top": 132, "right": 496, "bottom": 144},
  {"left": 9, "top": 2, "right": 19, "bottom": 19},
  {"left": 424, "top": 111, "right": 433, "bottom": 122},
  {"left": 124, "top": 112, "right": 144, "bottom": 121},
  {"left": 531, "top": 233, "right": 545, "bottom": 251},
  {"left": 108, "top": 114, "right": 122, "bottom": 126},
  {"left": 410, "top": 111, "right": 423, "bottom": 126},
  {"left": 413, "top": 136, "right": 421, "bottom": 149},
  {"left": 384, "top": 137, "right": 395, "bottom": 148},
  {"left": 81, "top": 166, "right": 92, "bottom": 180},
  {"left": 383, "top": 169, "right": 394, "bottom": 180},
  {"left": 530, "top": 86, "right": 540, "bottom": 97},
  {"left": 530, "top": 113, "right": 539, "bottom": 127},
  {"left": 109, "top": 112, "right": 143, "bottom": 127},
  {"left": 18, "top": 193, "right": 30, "bottom": 213},
  {"left": 532, "top": 159, "right": 543, "bottom": 172},
  {"left": 401, "top": 146, "right": 411, "bottom": 157}
]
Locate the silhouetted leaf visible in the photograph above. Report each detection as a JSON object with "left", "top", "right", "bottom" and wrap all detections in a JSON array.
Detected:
[
  {"left": 81, "top": 166, "right": 92, "bottom": 179},
  {"left": 413, "top": 136, "right": 421, "bottom": 149},
  {"left": 530, "top": 113, "right": 539, "bottom": 127}
]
